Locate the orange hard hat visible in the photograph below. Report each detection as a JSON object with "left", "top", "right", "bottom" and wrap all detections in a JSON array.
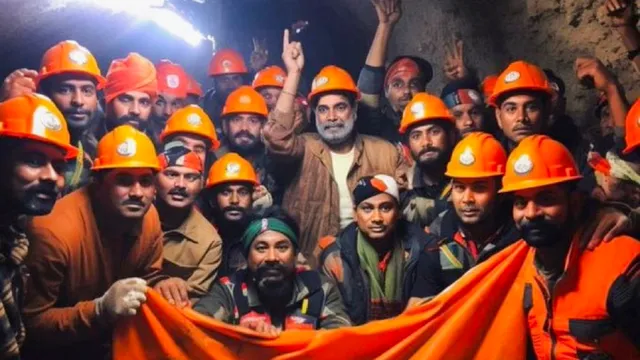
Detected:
[
  {"left": 252, "top": 66, "right": 287, "bottom": 90},
  {"left": 499, "top": 135, "right": 582, "bottom": 193},
  {"left": 155, "top": 59, "right": 188, "bottom": 98},
  {"left": 186, "top": 74, "right": 203, "bottom": 97},
  {"left": 488, "top": 61, "right": 552, "bottom": 107},
  {"left": 0, "top": 93, "right": 79, "bottom": 158},
  {"left": 159, "top": 105, "right": 220, "bottom": 150},
  {"left": 481, "top": 75, "right": 498, "bottom": 101},
  {"left": 399, "top": 92, "right": 455, "bottom": 134},
  {"left": 92, "top": 125, "right": 160, "bottom": 171},
  {"left": 208, "top": 49, "right": 248, "bottom": 77},
  {"left": 623, "top": 98, "right": 640, "bottom": 154},
  {"left": 206, "top": 152, "right": 259, "bottom": 188},
  {"left": 221, "top": 86, "right": 268, "bottom": 117},
  {"left": 308, "top": 65, "right": 360, "bottom": 104},
  {"left": 38, "top": 40, "right": 106, "bottom": 88},
  {"left": 445, "top": 132, "right": 507, "bottom": 178}
]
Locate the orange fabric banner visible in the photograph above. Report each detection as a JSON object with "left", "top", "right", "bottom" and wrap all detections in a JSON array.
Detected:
[{"left": 113, "top": 241, "right": 530, "bottom": 360}]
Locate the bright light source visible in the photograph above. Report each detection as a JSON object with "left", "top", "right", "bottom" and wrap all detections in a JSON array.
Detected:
[{"left": 49, "top": 0, "right": 209, "bottom": 47}]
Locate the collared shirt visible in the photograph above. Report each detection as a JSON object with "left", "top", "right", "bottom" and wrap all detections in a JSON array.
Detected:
[
  {"left": 193, "top": 269, "right": 351, "bottom": 330},
  {"left": 162, "top": 208, "right": 222, "bottom": 299}
]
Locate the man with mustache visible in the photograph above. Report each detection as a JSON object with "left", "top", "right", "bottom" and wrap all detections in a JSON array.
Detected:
[
  {"left": 216, "top": 85, "right": 277, "bottom": 209},
  {"left": 149, "top": 60, "right": 189, "bottom": 148},
  {"left": 94, "top": 53, "right": 158, "bottom": 141},
  {"left": 1, "top": 41, "right": 105, "bottom": 195},
  {"left": 399, "top": 93, "right": 457, "bottom": 228},
  {"left": 440, "top": 78, "right": 487, "bottom": 138},
  {"left": 318, "top": 175, "right": 429, "bottom": 325},
  {"left": 202, "top": 153, "right": 259, "bottom": 277},
  {"left": 356, "top": 0, "right": 433, "bottom": 144},
  {"left": 194, "top": 207, "right": 351, "bottom": 333},
  {"left": 0, "top": 94, "right": 78, "bottom": 360},
  {"left": 263, "top": 30, "right": 407, "bottom": 268},
  {"left": 499, "top": 135, "right": 640, "bottom": 359},
  {"left": 22, "top": 125, "right": 176, "bottom": 360},
  {"left": 155, "top": 142, "right": 222, "bottom": 304},
  {"left": 202, "top": 49, "right": 249, "bottom": 142}
]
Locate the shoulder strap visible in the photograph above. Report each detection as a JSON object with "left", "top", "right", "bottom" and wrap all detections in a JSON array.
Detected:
[{"left": 297, "top": 271, "right": 325, "bottom": 320}]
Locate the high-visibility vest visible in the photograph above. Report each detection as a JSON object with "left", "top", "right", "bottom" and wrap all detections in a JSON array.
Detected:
[{"left": 522, "top": 235, "right": 640, "bottom": 360}]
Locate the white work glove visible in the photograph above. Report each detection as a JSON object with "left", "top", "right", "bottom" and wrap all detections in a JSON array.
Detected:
[{"left": 95, "top": 278, "right": 148, "bottom": 321}]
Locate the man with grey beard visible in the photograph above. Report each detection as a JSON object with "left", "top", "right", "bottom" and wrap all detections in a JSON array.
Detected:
[{"left": 263, "top": 30, "right": 408, "bottom": 268}]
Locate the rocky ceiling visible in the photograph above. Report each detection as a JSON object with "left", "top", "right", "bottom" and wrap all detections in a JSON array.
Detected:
[{"left": 1, "top": 0, "right": 637, "bottom": 125}]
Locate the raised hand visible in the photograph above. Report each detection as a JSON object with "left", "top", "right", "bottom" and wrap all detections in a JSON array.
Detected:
[
  {"left": 444, "top": 37, "right": 468, "bottom": 81},
  {"left": 605, "top": 0, "right": 636, "bottom": 27},
  {"left": 282, "top": 29, "right": 304, "bottom": 73},
  {"left": 250, "top": 37, "right": 269, "bottom": 72},
  {"left": 574, "top": 57, "right": 618, "bottom": 93},
  {"left": 371, "top": 0, "right": 402, "bottom": 26},
  {"left": 1, "top": 68, "right": 38, "bottom": 102}
]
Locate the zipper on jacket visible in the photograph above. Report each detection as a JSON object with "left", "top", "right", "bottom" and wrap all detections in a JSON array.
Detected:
[{"left": 535, "top": 272, "right": 566, "bottom": 360}]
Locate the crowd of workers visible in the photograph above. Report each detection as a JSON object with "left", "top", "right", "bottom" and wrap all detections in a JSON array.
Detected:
[{"left": 0, "top": 0, "right": 639, "bottom": 358}]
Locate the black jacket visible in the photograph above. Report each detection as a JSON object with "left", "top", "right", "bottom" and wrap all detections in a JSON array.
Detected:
[{"left": 318, "top": 220, "right": 429, "bottom": 325}]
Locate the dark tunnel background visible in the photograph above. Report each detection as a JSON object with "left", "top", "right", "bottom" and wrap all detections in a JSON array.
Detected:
[{"left": 0, "top": 0, "right": 372, "bottom": 96}]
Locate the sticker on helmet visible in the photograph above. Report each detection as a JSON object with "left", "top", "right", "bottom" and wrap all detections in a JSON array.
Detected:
[
  {"left": 222, "top": 60, "right": 232, "bottom": 71},
  {"left": 33, "top": 106, "right": 63, "bottom": 132},
  {"left": 459, "top": 147, "right": 476, "bottom": 166},
  {"left": 312, "top": 76, "right": 329, "bottom": 90},
  {"left": 410, "top": 102, "right": 426, "bottom": 119},
  {"left": 504, "top": 71, "right": 521, "bottom": 84},
  {"left": 225, "top": 162, "right": 241, "bottom": 176},
  {"left": 166, "top": 74, "right": 180, "bottom": 89},
  {"left": 68, "top": 50, "right": 88, "bottom": 65},
  {"left": 187, "top": 113, "right": 202, "bottom": 126},
  {"left": 275, "top": 75, "right": 285, "bottom": 84},
  {"left": 116, "top": 138, "right": 137, "bottom": 157},
  {"left": 239, "top": 95, "right": 252, "bottom": 104},
  {"left": 514, "top": 154, "right": 534, "bottom": 175}
]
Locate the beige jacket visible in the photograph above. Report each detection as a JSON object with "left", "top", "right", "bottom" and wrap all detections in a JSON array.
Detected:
[
  {"left": 162, "top": 208, "right": 222, "bottom": 298},
  {"left": 263, "top": 109, "right": 408, "bottom": 268}
]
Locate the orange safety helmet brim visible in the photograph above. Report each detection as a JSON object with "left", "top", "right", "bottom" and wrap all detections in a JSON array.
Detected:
[
  {"left": 308, "top": 65, "right": 361, "bottom": 105},
  {"left": 159, "top": 105, "right": 220, "bottom": 150},
  {"left": 92, "top": 125, "right": 160, "bottom": 171},
  {"left": 37, "top": 40, "right": 106, "bottom": 89},
  {"left": 0, "top": 94, "right": 79, "bottom": 159},
  {"left": 623, "top": 98, "right": 640, "bottom": 154},
  {"left": 488, "top": 61, "right": 553, "bottom": 107},
  {"left": 221, "top": 86, "right": 269, "bottom": 118},
  {"left": 445, "top": 132, "right": 507, "bottom": 178},
  {"left": 206, "top": 153, "right": 259, "bottom": 188},
  {"left": 499, "top": 135, "right": 582, "bottom": 193},
  {"left": 399, "top": 92, "right": 455, "bottom": 134}
]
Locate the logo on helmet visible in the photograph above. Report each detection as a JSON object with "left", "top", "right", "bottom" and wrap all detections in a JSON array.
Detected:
[
  {"left": 239, "top": 95, "right": 252, "bottom": 104},
  {"left": 187, "top": 113, "right": 202, "bottom": 126},
  {"left": 410, "top": 102, "right": 426, "bottom": 119},
  {"left": 459, "top": 147, "right": 476, "bottom": 166},
  {"left": 275, "top": 75, "right": 285, "bottom": 84},
  {"left": 116, "top": 138, "right": 137, "bottom": 157},
  {"left": 504, "top": 71, "right": 521, "bottom": 84},
  {"left": 33, "top": 106, "right": 63, "bottom": 132},
  {"left": 222, "top": 60, "right": 232, "bottom": 71},
  {"left": 225, "top": 162, "right": 241, "bottom": 176},
  {"left": 68, "top": 50, "right": 88, "bottom": 65},
  {"left": 166, "top": 75, "right": 180, "bottom": 89},
  {"left": 312, "top": 76, "right": 329, "bottom": 90},
  {"left": 514, "top": 154, "right": 534, "bottom": 175}
]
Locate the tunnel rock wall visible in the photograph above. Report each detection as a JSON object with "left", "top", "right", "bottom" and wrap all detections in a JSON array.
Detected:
[{"left": 341, "top": 0, "right": 639, "bottom": 126}]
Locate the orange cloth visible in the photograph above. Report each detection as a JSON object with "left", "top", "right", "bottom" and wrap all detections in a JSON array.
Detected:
[
  {"left": 105, "top": 52, "right": 158, "bottom": 103},
  {"left": 114, "top": 241, "right": 530, "bottom": 359},
  {"left": 156, "top": 60, "right": 189, "bottom": 98}
]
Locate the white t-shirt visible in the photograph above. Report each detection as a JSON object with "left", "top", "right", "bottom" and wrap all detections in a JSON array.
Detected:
[{"left": 331, "top": 149, "right": 355, "bottom": 229}]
